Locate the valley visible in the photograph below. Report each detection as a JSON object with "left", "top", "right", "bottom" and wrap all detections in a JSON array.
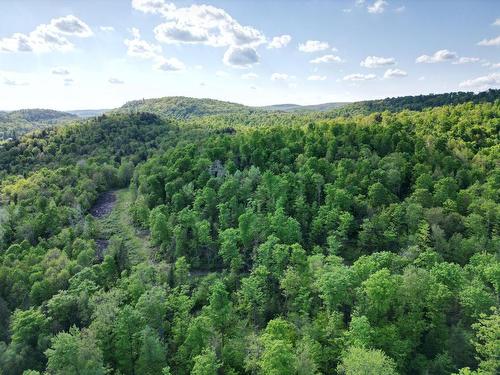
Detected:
[{"left": 0, "top": 90, "right": 498, "bottom": 375}]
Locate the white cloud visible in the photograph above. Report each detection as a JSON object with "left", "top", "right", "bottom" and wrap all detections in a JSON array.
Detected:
[
  {"left": 216, "top": 70, "right": 229, "bottom": 77},
  {"left": 100, "top": 26, "right": 115, "bottom": 32},
  {"left": 3, "top": 77, "right": 28, "bottom": 86},
  {"left": 477, "top": 35, "right": 500, "bottom": 47},
  {"left": 459, "top": 72, "right": 500, "bottom": 90},
  {"left": 129, "top": 27, "right": 141, "bottom": 39},
  {"left": 271, "top": 73, "right": 290, "bottom": 81},
  {"left": 64, "top": 78, "right": 74, "bottom": 86},
  {"left": 383, "top": 68, "right": 407, "bottom": 78},
  {"left": 134, "top": 1, "right": 267, "bottom": 67},
  {"left": 367, "top": 0, "right": 388, "bottom": 14},
  {"left": 51, "top": 67, "right": 70, "bottom": 75},
  {"left": 144, "top": 2, "right": 265, "bottom": 48},
  {"left": 298, "top": 40, "right": 329, "bottom": 52},
  {"left": 360, "top": 55, "right": 395, "bottom": 68},
  {"left": 223, "top": 45, "right": 259, "bottom": 67},
  {"left": 493, "top": 18, "right": 500, "bottom": 26},
  {"left": 355, "top": 0, "right": 365, "bottom": 6},
  {"left": 241, "top": 72, "right": 258, "bottom": 80},
  {"left": 418, "top": 76, "right": 425, "bottom": 81},
  {"left": 342, "top": 9, "right": 352, "bottom": 13},
  {"left": 0, "top": 15, "right": 92, "bottom": 53},
  {"left": 490, "top": 62, "right": 500, "bottom": 69},
  {"left": 154, "top": 22, "right": 210, "bottom": 44},
  {"left": 131, "top": 0, "right": 176, "bottom": 16},
  {"left": 268, "top": 34, "right": 291, "bottom": 49},
  {"left": 343, "top": 73, "right": 376, "bottom": 81},
  {"left": 124, "top": 32, "right": 162, "bottom": 59},
  {"left": 108, "top": 77, "right": 124, "bottom": 84},
  {"left": 394, "top": 6, "right": 405, "bottom": 13},
  {"left": 49, "top": 15, "right": 93, "bottom": 37},
  {"left": 307, "top": 75, "right": 327, "bottom": 81},
  {"left": 416, "top": 49, "right": 457, "bottom": 63},
  {"left": 452, "top": 57, "right": 480, "bottom": 65},
  {"left": 154, "top": 56, "right": 185, "bottom": 71},
  {"left": 310, "top": 54, "right": 343, "bottom": 64}
]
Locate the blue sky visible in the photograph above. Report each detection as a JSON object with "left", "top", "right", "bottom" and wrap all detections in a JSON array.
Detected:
[{"left": 0, "top": 0, "right": 499, "bottom": 110}]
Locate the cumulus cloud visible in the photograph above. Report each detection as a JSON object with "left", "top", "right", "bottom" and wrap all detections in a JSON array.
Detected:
[
  {"left": 0, "top": 15, "right": 92, "bottom": 53},
  {"left": 108, "top": 78, "right": 124, "bottom": 84},
  {"left": 154, "top": 56, "right": 185, "bottom": 71},
  {"left": 307, "top": 75, "right": 327, "bottom": 81},
  {"left": 51, "top": 67, "right": 70, "bottom": 75},
  {"left": 298, "top": 40, "right": 329, "bottom": 52},
  {"left": 343, "top": 73, "right": 376, "bottom": 81},
  {"left": 490, "top": 62, "right": 500, "bottom": 69},
  {"left": 100, "top": 26, "right": 115, "bottom": 32},
  {"left": 132, "top": 0, "right": 176, "bottom": 16},
  {"left": 452, "top": 57, "right": 480, "bottom": 64},
  {"left": 124, "top": 31, "right": 162, "bottom": 59},
  {"left": 271, "top": 73, "right": 290, "bottom": 81},
  {"left": 223, "top": 45, "right": 259, "bottom": 67},
  {"left": 52, "top": 16, "right": 92, "bottom": 36},
  {"left": 142, "top": 2, "right": 265, "bottom": 48},
  {"left": 459, "top": 73, "right": 500, "bottom": 90},
  {"left": 477, "top": 35, "right": 500, "bottom": 47},
  {"left": 360, "top": 56, "right": 395, "bottom": 68},
  {"left": 129, "top": 27, "right": 141, "bottom": 39},
  {"left": 310, "top": 54, "right": 343, "bottom": 64},
  {"left": 241, "top": 72, "right": 258, "bottom": 80},
  {"left": 134, "top": 1, "right": 266, "bottom": 66},
  {"left": 493, "top": 18, "right": 500, "bottom": 26},
  {"left": 367, "top": 0, "right": 388, "bottom": 14},
  {"left": 383, "top": 68, "right": 407, "bottom": 78},
  {"left": 268, "top": 34, "right": 291, "bottom": 49},
  {"left": 123, "top": 26, "right": 185, "bottom": 72},
  {"left": 416, "top": 49, "right": 457, "bottom": 63},
  {"left": 3, "top": 77, "right": 28, "bottom": 86}
]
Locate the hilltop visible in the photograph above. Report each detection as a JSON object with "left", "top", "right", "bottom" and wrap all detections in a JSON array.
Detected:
[
  {"left": 115, "top": 96, "right": 257, "bottom": 119},
  {"left": 0, "top": 108, "right": 76, "bottom": 139}
]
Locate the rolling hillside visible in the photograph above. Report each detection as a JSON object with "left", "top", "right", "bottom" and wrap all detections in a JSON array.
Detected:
[{"left": 0, "top": 109, "right": 77, "bottom": 140}]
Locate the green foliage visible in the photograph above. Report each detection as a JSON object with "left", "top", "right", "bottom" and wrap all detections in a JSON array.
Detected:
[
  {"left": 0, "top": 108, "right": 76, "bottom": 139},
  {"left": 0, "top": 94, "right": 499, "bottom": 375},
  {"left": 337, "top": 346, "right": 398, "bottom": 375},
  {"left": 45, "top": 327, "right": 105, "bottom": 375}
]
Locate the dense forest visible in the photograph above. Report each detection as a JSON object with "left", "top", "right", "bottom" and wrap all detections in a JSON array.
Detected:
[
  {"left": 0, "top": 92, "right": 498, "bottom": 375},
  {"left": 325, "top": 89, "right": 500, "bottom": 117},
  {"left": 0, "top": 109, "right": 77, "bottom": 141}
]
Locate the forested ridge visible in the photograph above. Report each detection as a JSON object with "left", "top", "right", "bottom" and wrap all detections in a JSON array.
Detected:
[
  {"left": 0, "top": 92, "right": 499, "bottom": 375},
  {"left": 0, "top": 109, "right": 77, "bottom": 140}
]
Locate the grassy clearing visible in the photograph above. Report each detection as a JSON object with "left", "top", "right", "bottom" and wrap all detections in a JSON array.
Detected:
[{"left": 99, "top": 188, "right": 153, "bottom": 265}]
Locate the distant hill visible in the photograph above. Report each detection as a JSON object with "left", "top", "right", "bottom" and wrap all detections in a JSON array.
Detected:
[
  {"left": 0, "top": 109, "right": 77, "bottom": 140},
  {"left": 67, "top": 109, "right": 110, "bottom": 118},
  {"left": 260, "top": 102, "right": 349, "bottom": 112},
  {"left": 327, "top": 89, "right": 500, "bottom": 117},
  {"left": 115, "top": 96, "right": 257, "bottom": 119}
]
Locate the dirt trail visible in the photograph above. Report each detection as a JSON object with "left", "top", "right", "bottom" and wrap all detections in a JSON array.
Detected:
[
  {"left": 90, "top": 191, "right": 116, "bottom": 218},
  {"left": 89, "top": 191, "right": 117, "bottom": 259},
  {"left": 97, "top": 189, "right": 154, "bottom": 265}
]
